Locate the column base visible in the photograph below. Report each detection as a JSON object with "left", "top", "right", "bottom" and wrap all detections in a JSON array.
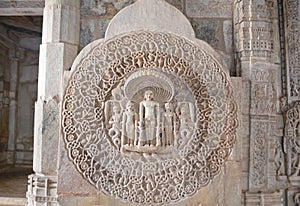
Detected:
[
  {"left": 243, "top": 191, "right": 283, "bottom": 206},
  {"left": 26, "top": 174, "right": 58, "bottom": 206}
]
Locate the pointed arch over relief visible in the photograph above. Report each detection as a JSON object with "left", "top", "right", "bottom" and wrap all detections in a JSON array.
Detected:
[{"left": 62, "top": 31, "right": 238, "bottom": 205}]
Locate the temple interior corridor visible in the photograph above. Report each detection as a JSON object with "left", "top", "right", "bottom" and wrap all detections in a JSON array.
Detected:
[{"left": 0, "top": 16, "right": 41, "bottom": 206}]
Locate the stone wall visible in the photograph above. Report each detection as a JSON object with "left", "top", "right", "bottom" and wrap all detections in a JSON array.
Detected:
[
  {"left": 80, "top": 0, "right": 234, "bottom": 73},
  {"left": 0, "top": 0, "right": 44, "bottom": 15}
]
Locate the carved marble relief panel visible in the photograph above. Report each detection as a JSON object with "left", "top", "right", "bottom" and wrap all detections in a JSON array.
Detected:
[
  {"left": 62, "top": 31, "right": 237, "bottom": 205},
  {"left": 250, "top": 67, "right": 277, "bottom": 116},
  {"left": 248, "top": 63, "right": 278, "bottom": 192},
  {"left": 283, "top": 102, "right": 300, "bottom": 177},
  {"left": 234, "top": 0, "right": 281, "bottom": 196},
  {"left": 284, "top": 0, "right": 300, "bottom": 101},
  {"left": 249, "top": 121, "right": 268, "bottom": 188}
]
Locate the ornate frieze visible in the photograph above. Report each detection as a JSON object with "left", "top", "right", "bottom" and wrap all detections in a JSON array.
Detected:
[
  {"left": 284, "top": 0, "right": 300, "bottom": 101},
  {"left": 62, "top": 31, "right": 237, "bottom": 205},
  {"left": 249, "top": 121, "right": 268, "bottom": 188},
  {"left": 249, "top": 72, "right": 277, "bottom": 188},
  {"left": 250, "top": 66, "right": 277, "bottom": 116}
]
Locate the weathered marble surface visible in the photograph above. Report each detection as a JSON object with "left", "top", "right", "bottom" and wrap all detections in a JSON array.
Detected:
[
  {"left": 186, "top": 0, "right": 233, "bottom": 18},
  {"left": 105, "top": 0, "right": 195, "bottom": 39}
]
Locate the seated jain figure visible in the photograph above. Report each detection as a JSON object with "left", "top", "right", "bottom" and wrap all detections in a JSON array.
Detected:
[{"left": 138, "top": 90, "right": 160, "bottom": 147}]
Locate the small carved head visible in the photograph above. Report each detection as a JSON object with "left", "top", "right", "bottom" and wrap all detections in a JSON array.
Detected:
[
  {"left": 181, "top": 104, "right": 189, "bottom": 114},
  {"left": 126, "top": 102, "right": 134, "bottom": 111},
  {"left": 112, "top": 105, "right": 120, "bottom": 113},
  {"left": 165, "top": 102, "right": 173, "bottom": 111},
  {"left": 144, "top": 90, "right": 154, "bottom": 101}
]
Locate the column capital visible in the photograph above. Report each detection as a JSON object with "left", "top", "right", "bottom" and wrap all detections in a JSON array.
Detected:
[{"left": 43, "top": 0, "right": 80, "bottom": 44}]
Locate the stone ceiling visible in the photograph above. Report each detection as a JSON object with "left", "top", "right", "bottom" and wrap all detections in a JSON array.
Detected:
[{"left": 0, "top": 16, "right": 42, "bottom": 39}]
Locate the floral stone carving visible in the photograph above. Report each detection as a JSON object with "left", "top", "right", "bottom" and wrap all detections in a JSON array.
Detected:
[{"left": 62, "top": 31, "right": 238, "bottom": 205}]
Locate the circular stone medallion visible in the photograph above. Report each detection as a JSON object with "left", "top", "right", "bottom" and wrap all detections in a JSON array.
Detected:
[{"left": 62, "top": 31, "right": 238, "bottom": 205}]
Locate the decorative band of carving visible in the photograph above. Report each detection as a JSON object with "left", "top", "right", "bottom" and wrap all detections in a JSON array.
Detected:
[
  {"left": 62, "top": 31, "right": 238, "bottom": 205},
  {"left": 285, "top": 0, "right": 300, "bottom": 99}
]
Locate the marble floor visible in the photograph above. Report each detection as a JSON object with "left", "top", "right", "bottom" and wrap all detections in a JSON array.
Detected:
[{"left": 0, "top": 168, "right": 31, "bottom": 206}]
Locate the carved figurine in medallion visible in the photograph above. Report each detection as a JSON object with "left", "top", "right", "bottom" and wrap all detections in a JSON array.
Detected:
[
  {"left": 162, "top": 102, "right": 176, "bottom": 147},
  {"left": 104, "top": 102, "right": 123, "bottom": 149},
  {"left": 108, "top": 105, "right": 122, "bottom": 138},
  {"left": 139, "top": 90, "right": 161, "bottom": 147},
  {"left": 178, "top": 103, "right": 194, "bottom": 139},
  {"left": 121, "top": 102, "right": 138, "bottom": 148}
]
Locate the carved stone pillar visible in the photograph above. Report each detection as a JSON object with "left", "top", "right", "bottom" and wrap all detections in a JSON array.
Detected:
[
  {"left": 7, "top": 49, "right": 19, "bottom": 165},
  {"left": 234, "top": 0, "right": 283, "bottom": 204},
  {"left": 282, "top": 102, "right": 300, "bottom": 205},
  {"left": 279, "top": 0, "right": 300, "bottom": 205},
  {"left": 26, "top": 0, "right": 80, "bottom": 205}
]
